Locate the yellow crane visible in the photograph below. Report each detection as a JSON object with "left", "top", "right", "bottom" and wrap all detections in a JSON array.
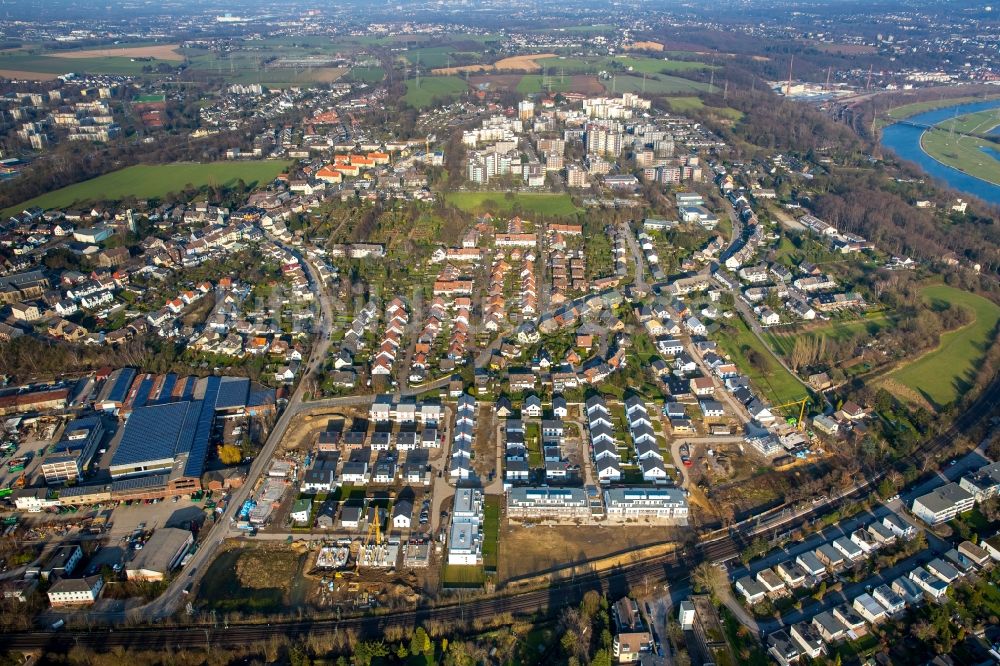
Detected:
[
  {"left": 356, "top": 505, "right": 384, "bottom": 572},
  {"left": 773, "top": 397, "right": 809, "bottom": 430}
]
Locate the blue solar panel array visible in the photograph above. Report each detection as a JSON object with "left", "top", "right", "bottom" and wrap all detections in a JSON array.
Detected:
[
  {"left": 111, "top": 402, "right": 191, "bottom": 467},
  {"left": 215, "top": 376, "right": 250, "bottom": 411},
  {"left": 178, "top": 376, "right": 195, "bottom": 401},
  {"left": 156, "top": 374, "right": 177, "bottom": 404},
  {"left": 106, "top": 367, "right": 137, "bottom": 404},
  {"left": 131, "top": 375, "right": 154, "bottom": 409},
  {"left": 184, "top": 377, "right": 220, "bottom": 479}
]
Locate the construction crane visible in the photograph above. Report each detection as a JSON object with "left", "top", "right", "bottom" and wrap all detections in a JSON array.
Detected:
[
  {"left": 356, "top": 505, "right": 384, "bottom": 571},
  {"left": 773, "top": 397, "right": 809, "bottom": 430}
]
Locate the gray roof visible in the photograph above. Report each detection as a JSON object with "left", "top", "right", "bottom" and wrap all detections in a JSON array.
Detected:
[
  {"left": 812, "top": 610, "right": 847, "bottom": 636},
  {"left": 127, "top": 528, "right": 191, "bottom": 574},
  {"left": 914, "top": 482, "right": 973, "bottom": 514},
  {"left": 49, "top": 575, "right": 102, "bottom": 594}
]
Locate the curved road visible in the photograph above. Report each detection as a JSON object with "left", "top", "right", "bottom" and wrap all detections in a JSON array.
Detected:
[{"left": 133, "top": 237, "right": 338, "bottom": 622}]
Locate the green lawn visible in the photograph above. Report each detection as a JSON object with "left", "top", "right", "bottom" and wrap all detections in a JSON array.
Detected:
[
  {"left": 890, "top": 285, "right": 1000, "bottom": 408},
  {"left": 482, "top": 495, "right": 501, "bottom": 571},
  {"left": 613, "top": 56, "right": 710, "bottom": 74},
  {"left": 886, "top": 95, "right": 1000, "bottom": 120},
  {"left": 666, "top": 96, "right": 706, "bottom": 112},
  {"left": 441, "top": 564, "right": 486, "bottom": 587},
  {"left": 608, "top": 74, "right": 709, "bottom": 95},
  {"left": 765, "top": 311, "right": 896, "bottom": 358},
  {"left": 444, "top": 191, "right": 581, "bottom": 217},
  {"left": 403, "top": 76, "right": 468, "bottom": 108},
  {"left": 348, "top": 66, "right": 384, "bottom": 83},
  {"left": 920, "top": 108, "right": 1000, "bottom": 186},
  {"left": 525, "top": 422, "right": 542, "bottom": 467},
  {"left": 4, "top": 161, "right": 289, "bottom": 215},
  {"left": 716, "top": 314, "right": 809, "bottom": 405},
  {"left": 516, "top": 75, "right": 578, "bottom": 94},
  {"left": 665, "top": 96, "right": 744, "bottom": 120}
]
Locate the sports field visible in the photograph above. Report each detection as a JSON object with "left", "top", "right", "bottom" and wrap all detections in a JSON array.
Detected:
[
  {"left": 403, "top": 76, "right": 468, "bottom": 108},
  {"left": 3, "top": 161, "right": 289, "bottom": 216},
  {"left": 444, "top": 192, "right": 581, "bottom": 217},
  {"left": 920, "top": 108, "right": 1000, "bottom": 186},
  {"left": 889, "top": 285, "right": 1000, "bottom": 408}
]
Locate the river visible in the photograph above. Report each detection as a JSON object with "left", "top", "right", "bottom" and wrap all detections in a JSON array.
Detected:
[{"left": 880, "top": 98, "right": 1000, "bottom": 205}]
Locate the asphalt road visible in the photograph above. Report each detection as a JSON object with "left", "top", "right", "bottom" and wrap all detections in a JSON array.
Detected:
[
  {"left": 621, "top": 222, "right": 650, "bottom": 293},
  {"left": 5, "top": 382, "right": 996, "bottom": 651},
  {"left": 130, "top": 237, "right": 338, "bottom": 622}
]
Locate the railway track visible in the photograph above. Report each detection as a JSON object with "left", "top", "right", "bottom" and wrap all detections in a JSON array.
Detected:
[{"left": 4, "top": 378, "right": 998, "bottom": 655}]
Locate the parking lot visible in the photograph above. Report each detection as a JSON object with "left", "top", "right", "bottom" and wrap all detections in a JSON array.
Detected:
[{"left": 106, "top": 495, "right": 209, "bottom": 539}]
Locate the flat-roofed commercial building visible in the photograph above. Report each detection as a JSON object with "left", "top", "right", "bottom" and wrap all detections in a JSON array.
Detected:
[
  {"left": 42, "top": 416, "right": 104, "bottom": 484},
  {"left": 126, "top": 528, "right": 193, "bottom": 581},
  {"left": 604, "top": 487, "right": 688, "bottom": 524},
  {"left": 507, "top": 487, "right": 589, "bottom": 520}
]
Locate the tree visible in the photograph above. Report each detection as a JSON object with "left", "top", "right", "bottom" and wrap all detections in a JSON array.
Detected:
[
  {"left": 692, "top": 562, "right": 728, "bottom": 600},
  {"left": 560, "top": 630, "right": 579, "bottom": 657},
  {"left": 218, "top": 444, "right": 242, "bottom": 465},
  {"left": 352, "top": 641, "right": 388, "bottom": 666},
  {"left": 410, "top": 627, "right": 432, "bottom": 657},
  {"left": 591, "top": 649, "right": 613, "bottom": 666}
]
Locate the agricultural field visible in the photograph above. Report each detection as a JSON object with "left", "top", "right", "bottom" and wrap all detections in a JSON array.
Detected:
[
  {"left": 610, "top": 73, "right": 710, "bottom": 95},
  {"left": 50, "top": 44, "right": 184, "bottom": 61},
  {"left": 400, "top": 45, "right": 472, "bottom": 69},
  {"left": 403, "top": 76, "right": 468, "bottom": 108},
  {"left": 920, "top": 109, "right": 1000, "bottom": 186},
  {"left": 666, "top": 96, "right": 743, "bottom": 120},
  {"left": 3, "top": 161, "right": 290, "bottom": 216},
  {"left": 231, "top": 66, "right": 347, "bottom": 87},
  {"left": 888, "top": 285, "right": 1000, "bottom": 408},
  {"left": 178, "top": 46, "right": 349, "bottom": 87},
  {"left": 444, "top": 192, "right": 581, "bottom": 217},
  {"left": 347, "top": 66, "right": 384, "bottom": 83},
  {"left": 432, "top": 53, "right": 558, "bottom": 75},
  {"left": 516, "top": 74, "right": 579, "bottom": 94},
  {"left": 716, "top": 314, "right": 810, "bottom": 406},
  {"left": 0, "top": 52, "right": 177, "bottom": 78},
  {"left": 612, "top": 55, "right": 711, "bottom": 74}
]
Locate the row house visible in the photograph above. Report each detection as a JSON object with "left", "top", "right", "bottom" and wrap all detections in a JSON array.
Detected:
[{"left": 587, "top": 395, "right": 621, "bottom": 483}]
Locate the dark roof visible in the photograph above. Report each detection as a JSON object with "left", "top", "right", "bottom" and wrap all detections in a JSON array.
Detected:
[
  {"left": 112, "top": 402, "right": 194, "bottom": 466},
  {"left": 104, "top": 367, "right": 137, "bottom": 404},
  {"left": 214, "top": 376, "right": 249, "bottom": 410}
]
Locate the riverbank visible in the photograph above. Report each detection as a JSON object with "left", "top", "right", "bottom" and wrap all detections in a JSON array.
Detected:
[
  {"left": 918, "top": 108, "right": 1000, "bottom": 187},
  {"left": 880, "top": 98, "right": 1000, "bottom": 205}
]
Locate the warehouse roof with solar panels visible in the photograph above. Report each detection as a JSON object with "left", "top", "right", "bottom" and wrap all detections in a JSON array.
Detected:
[{"left": 108, "top": 376, "right": 275, "bottom": 485}]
